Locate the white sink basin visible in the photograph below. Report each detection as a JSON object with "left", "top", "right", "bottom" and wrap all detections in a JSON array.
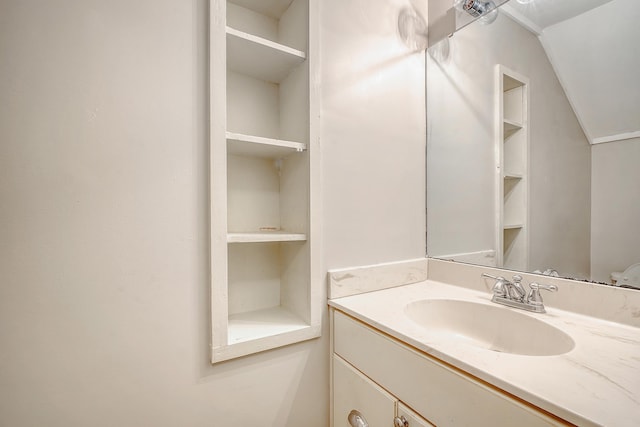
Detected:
[{"left": 404, "top": 299, "right": 575, "bottom": 356}]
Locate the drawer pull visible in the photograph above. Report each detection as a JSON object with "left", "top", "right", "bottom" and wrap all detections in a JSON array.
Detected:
[
  {"left": 394, "top": 415, "right": 409, "bottom": 427},
  {"left": 348, "top": 409, "right": 369, "bottom": 427}
]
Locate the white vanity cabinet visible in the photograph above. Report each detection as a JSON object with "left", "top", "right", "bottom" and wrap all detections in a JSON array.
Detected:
[
  {"left": 333, "top": 354, "right": 433, "bottom": 427},
  {"left": 397, "top": 403, "right": 433, "bottom": 427},
  {"left": 331, "top": 309, "right": 570, "bottom": 427},
  {"left": 333, "top": 355, "right": 398, "bottom": 427}
]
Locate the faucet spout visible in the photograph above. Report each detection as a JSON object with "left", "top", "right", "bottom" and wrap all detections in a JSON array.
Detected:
[{"left": 505, "top": 274, "right": 526, "bottom": 301}]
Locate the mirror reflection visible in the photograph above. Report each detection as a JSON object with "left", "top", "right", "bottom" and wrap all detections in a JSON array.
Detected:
[{"left": 426, "top": 0, "right": 640, "bottom": 289}]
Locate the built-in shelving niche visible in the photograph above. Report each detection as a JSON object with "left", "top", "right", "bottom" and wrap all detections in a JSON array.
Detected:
[
  {"left": 495, "top": 65, "right": 529, "bottom": 271},
  {"left": 210, "top": 0, "right": 319, "bottom": 364}
]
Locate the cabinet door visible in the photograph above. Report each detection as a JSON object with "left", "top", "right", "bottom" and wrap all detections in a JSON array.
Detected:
[
  {"left": 333, "top": 355, "right": 396, "bottom": 427},
  {"left": 397, "top": 402, "right": 434, "bottom": 427}
]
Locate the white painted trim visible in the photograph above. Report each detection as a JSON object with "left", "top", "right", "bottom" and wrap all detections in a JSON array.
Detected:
[
  {"left": 494, "top": 65, "right": 504, "bottom": 267},
  {"left": 591, "top": 130, "right": 640, "bottom": 145},
  {"left": 329, "top": 309, "right": 335, "bottom": 427},
  {"left": 212, "top": 325, "right": 321, "bottom": 363},
  {"left": 328, "top": 258, "right": 428, "bottom": 299},
  {"left": 308, "top": 0, "right": 322, "bottom": 346},
  {"left": 435, "top": 249, "right": 497, "bottom": 266},
  {"left": 500, "top": 4, "right": 543, "bottom": 36},
  {"left": 210, "top": 0, "right": 229, "bottom": 354}
]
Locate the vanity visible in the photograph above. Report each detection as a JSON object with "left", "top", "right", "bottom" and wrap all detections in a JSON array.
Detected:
[
  {"left": 329, "top": 1, "right": 640, "bottom": 425},
  {"left": 328, "top": 259, "right": 640, "bottom": 427}
]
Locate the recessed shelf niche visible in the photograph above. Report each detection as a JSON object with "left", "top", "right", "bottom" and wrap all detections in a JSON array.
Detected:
[
  {"left": 227, "top": 241, "right": 309, "bottom": 345},
  {"left": 210, "top": 0, "right": 319, "bottom": 364},
  {"left": 495, "top": 65, "right": 529, "bottom": 271}
]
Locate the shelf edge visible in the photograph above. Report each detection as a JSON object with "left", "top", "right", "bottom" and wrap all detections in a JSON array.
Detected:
[
  {"left": 503, "top": 224, "right": 524, "bottom": 230},
  {"left": 227, "top": 232, "right": 307, "bottom": 243},
  {"left": 226, "top": 131, "right": 307, "bottom": 152},
  {"left": 226, "top": 26, "right": 306, "bottom": 60}
]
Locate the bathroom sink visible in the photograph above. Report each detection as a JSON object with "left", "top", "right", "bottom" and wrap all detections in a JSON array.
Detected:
[{"left": 404, "top": 299, "right": 575, "bottom": 356}]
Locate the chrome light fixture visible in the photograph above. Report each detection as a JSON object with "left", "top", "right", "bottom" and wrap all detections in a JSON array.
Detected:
[{"left": 455, "top": 0, "right": 499, "bottom": 24}]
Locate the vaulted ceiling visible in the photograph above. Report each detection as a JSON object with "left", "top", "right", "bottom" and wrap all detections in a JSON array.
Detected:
[{"left": 501, "top": 0, "right": 640, "bottom": 144}]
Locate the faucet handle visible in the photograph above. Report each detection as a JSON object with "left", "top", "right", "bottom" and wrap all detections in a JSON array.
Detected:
[
  {"left": 481, "top": 273, "right": 509, "bottom": 297},
  {"left": 530, "top": 283, "right": 558, "bottom": 292},
  {"left": 527, "top": 282, "right": 558, "bottom": 311}
]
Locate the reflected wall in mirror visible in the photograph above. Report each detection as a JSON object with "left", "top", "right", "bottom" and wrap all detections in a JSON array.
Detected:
[{"left": 426, "top": 0, "right": 640, "bottom": 288}]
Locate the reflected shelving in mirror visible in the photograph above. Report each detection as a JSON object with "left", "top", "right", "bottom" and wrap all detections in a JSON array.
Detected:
[
  {"left": 503, "top": 118, "right": 523, "bottom": 137},
  {"left": 426, "top": 0, "right": 640, "bottom": 289}
]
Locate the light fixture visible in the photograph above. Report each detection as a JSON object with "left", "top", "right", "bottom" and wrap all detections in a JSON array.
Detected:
[{"left": 455, "top": 0, "right": 499, "bottom": 24}]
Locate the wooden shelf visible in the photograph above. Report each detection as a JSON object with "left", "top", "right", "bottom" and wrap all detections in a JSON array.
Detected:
[
  {"left": 226, "top": 132, "right": 306, "bottom": 158},
  {"left": 503, "top": 224, "right": 524, "bottom": 230},
  {"left": 226, "top": 27, "right": 306, "bottom": 84},
  {"left": 228, "top": 306, "right": 309, "bottom": 344},
  {"left": 504, "top": 173, "right": 523, "bottom": 180},
  {"left": 227, "top": 232, "right": 307, "bottom": 243},
  {"left": 503, "top": 118, "right": 523, "bottom": 138}
]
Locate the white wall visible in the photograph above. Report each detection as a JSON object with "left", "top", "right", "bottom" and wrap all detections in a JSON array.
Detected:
[
  {"left": 321, "top": 0, "right": 427, "bottom": 269},
  {"left": 591, "top": 138, "right": 640, "bottom": 282},
  {"left": 427, "top": 13, "right": 591, "bottom": 279},
  {"left": 0, "top": 0, "right": 426, "bottom": 426},
  {"left": 541, "top": 0, "right": 640, "bottom": 142}
]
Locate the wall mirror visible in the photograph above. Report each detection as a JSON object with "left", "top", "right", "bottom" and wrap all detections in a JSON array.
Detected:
[{"left": 426, "top": 0, "right": 640, "bottom": 289}]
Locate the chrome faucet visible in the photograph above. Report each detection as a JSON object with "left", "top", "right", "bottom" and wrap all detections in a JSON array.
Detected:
[{"left": 481, "top": 273, "right": 557, "bottom": 313}]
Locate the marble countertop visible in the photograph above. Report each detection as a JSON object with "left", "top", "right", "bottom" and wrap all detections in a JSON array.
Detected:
[{"left": 329, "top": 280, "right": 640, "bottom": 427}]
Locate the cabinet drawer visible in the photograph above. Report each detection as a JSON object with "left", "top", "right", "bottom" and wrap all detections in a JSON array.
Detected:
[
  {"left": 398, "top": 402, "right": 434, "bottom": 427},
  {"left": 333, "top": 355, "right": 396, "bottom": 427},
  {"left": 333, "top": 310, "right": 569, "bottom": 427}
]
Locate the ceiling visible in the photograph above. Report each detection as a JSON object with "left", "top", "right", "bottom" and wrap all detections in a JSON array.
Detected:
[
  {"left": 504, "top": 0, "right": 614, "bottom": 31},
  {"left": 501, "top": 0, "right": 639, "bottom": 144}
]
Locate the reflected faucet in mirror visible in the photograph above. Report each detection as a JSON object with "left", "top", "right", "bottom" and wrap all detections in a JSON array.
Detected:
[{"left": 426, "top": 0, "right": 640, "bottom": 290}]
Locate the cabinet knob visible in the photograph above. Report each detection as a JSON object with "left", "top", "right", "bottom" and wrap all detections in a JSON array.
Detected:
[
  {"left": 348, "top": 410, "right": 369, "bottom": 427},
  {"left": 394, "top": 415, "right": 409, "bottom": 427}
]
